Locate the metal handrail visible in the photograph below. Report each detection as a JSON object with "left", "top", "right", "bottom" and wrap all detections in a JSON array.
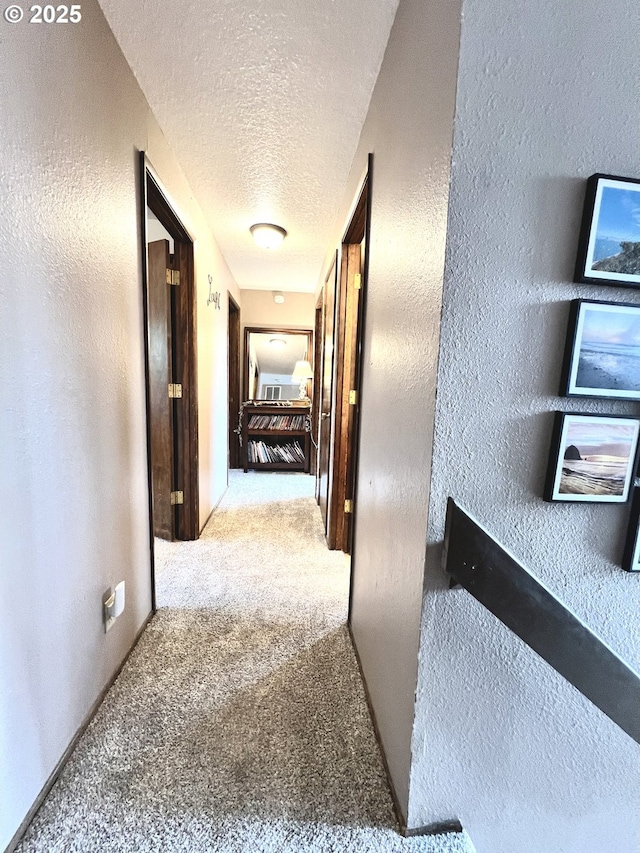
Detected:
[{"left": 443, "top": 498, "right": 640, "bottom": 744}]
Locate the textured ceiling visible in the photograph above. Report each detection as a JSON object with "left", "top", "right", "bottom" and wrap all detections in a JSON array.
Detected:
[{"left": 98, "top": 0, "right": 400, "bottom": 292}]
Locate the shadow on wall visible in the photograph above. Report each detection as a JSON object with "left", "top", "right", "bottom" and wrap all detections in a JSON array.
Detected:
[{"left": 533, "top": 177, "right": 586, "bottom": 285}]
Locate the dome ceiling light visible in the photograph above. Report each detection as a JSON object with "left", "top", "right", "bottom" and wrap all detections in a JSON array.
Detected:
[
  {"left": 250, "top": 223, "right": 287, "bottom": 249},
  {"left": 269, "top": 338, "right": 287, "bottom": 349}
]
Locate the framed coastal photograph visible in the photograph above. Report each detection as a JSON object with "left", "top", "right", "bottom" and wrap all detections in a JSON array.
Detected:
[
  {"left": 544, "top": 412, "right": 640, "bottom": 503},
  {"left": 560, "top": 300, "right": 640, "bottom": 401},
  {"left": 622, "top": 488, "right": 640, "bottom": 572},
  {"left": 574, "top": 174, "right": 640, "bottom": 288}
]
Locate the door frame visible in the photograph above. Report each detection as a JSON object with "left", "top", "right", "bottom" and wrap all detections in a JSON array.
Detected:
[
  {"left": 347, "top": 154, "right": 373, "bottom": 604},
  {"left": 327, "top": 162, "right": 371, "bottom": 552},
  {"left": 228, "top": 293, "right": 241, "bottom": 469},
  {"left": 316, "top": 255, "right": 338, "bottom": 526},
  {"left": 140, "top": 153, "right": 199, "bottom": 607},
  {"left": 311, "top": 290, "right": 324, "bottom": 479}
]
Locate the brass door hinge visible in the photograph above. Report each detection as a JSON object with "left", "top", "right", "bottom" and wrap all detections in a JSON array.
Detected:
[
  {"left": 170, "top": 491, "right": 184, "bottom": 505},
  {"left": 348, "top": 390, "right": 358, "bottom": 405},
  {"left": 354, "top": 273, "right": 362, "bottom": 290},
  {"left": 166, "top": 269, "right": 180, "bottom": 286},
  {"left": 168, "top": 383, "right": 183, "bottom": 398},
  {"left": 344, "top": 499, "right": 353, "bottom": 514}
]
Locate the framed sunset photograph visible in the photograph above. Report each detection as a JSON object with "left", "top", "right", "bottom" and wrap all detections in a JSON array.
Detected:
[
  {"left": 544, "top": 412, "right": 640, "bottom": 503},
  {"left": 622, "top": 488, "right": 640, "bottom": 572},
  {"left": 560, "top": 300, "right": 640, "bottom": 401},
  {"left": 574, "top": 174, "right": 640, "bottom": 288}
]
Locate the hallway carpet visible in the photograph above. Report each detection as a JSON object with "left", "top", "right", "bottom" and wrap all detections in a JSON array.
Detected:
[{"left": 16, "top": 472, "right": 474, "bottom": 853}]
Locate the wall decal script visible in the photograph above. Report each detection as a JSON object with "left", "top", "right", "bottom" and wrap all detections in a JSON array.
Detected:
[{"left": 207, "top": 274, "right": 221, "bottom": 309}]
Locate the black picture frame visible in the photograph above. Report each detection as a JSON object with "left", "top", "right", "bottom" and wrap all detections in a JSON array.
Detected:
[
  {"left": 543, "top": 411, "right": 640, "bottom": 503},
  {"left": 574, "top": 173, "right": 640, "bottom": 289},
  {"left": 559, "top": 299, "right": 640, "bottom": 401},
  {"left": 622, "top": 488, "right": 640, "bottom": 572}
]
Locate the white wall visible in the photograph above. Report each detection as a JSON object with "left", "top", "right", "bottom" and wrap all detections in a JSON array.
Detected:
[
  {"left": 0, "top": 3, "right": 238, "bottom": 848},
  {"left": 316, "top": 0, "right": 462, "bottom": 819},
  {"left": 240, "top": 289, "right": 315, "bottom": 331},
  {"left": 409, "top": 0, "right": 640, "bottom": 849}
]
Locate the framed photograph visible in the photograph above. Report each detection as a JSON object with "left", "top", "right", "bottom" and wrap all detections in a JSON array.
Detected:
[
  {"left": 544, "top": 412, "right": 640, "bottom": 503},
  {"left": 559, "top": 299, "right": 640, "bottom": 401},
  {"left": 622, "top": 488, "right": 640, "bottom": 572},
  {"left": 574, "top": 174, "right": 640, "bottom": 288}
]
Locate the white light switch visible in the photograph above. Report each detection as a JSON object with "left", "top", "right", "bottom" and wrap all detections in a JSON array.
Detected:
[{"left": 103, "top": 581, "right": 125, "bottom": 632}]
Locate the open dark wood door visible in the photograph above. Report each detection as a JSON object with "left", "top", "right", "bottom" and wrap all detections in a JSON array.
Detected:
[
  {"left": 147, "top": 239, "right": 174, "bottom": 541},
  {"left": 317, "top": 254, "right": 337, "bottom": 529},
  {"left": 334, "top": 242, "right": 363, "bottom": 553},
  {"left": 172, "top": 240, "right": 198, "bottom": 540},
  {"left": 327, "top": 165, "right": 371, "bottom": 554}
]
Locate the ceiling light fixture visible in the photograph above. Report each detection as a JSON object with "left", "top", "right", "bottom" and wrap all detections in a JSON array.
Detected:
[
  {"left": 250, "top": 223, "right": 287, "bottom": 249},
  {"left": 269, "top": 337, "right": 287, "bottom": 349}
]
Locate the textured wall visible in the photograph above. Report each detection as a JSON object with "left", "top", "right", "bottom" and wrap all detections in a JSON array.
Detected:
[
  {"left": 0, "top": 4, "right": 238, "bottom": 848},
  {"left": 409, "top": 0, "right": 640, "bottom": 848},
  {"left": 316, "top": 0, "right": 462, "bottom": 819}
]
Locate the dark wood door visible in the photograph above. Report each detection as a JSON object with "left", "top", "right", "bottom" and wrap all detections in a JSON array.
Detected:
[
  {"left": 172, "top": 241, "right": 198, "bottom": 540},
  {"left": 341, "top": 240, "right": 365, "bottom": 553},
  {"left": 318, "top": 255, "right": 337, "bottom": 528},
  {"left": 328, "top": 171, "right": 369, "bottom": 553},
  {"left": 328, "top": 243, "right": 362, "bottom": 552},
  {"left": 147, "top": 239, "right": 174, "bottom": 540},
  {"left": 228, "top": 295, "right": 241, "bottom": 468}
]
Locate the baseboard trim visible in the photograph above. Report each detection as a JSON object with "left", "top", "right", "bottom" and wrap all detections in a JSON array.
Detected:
[
  {"left": 347, "top": 622, "right": 464, "bottom": 840},
  {"left": 199, "top": 484, "right": 229, "bottom": 535},
  {"left": 347, "top": 621, "right": 409, "bottom": 831},
  {"left": 4, "top": 612, "right": 154, "bottom": 853}
]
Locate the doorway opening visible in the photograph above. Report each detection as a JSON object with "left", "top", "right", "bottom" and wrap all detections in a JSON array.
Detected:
[{"left": 140, "top": 155, "right": 199, "bottom": 608}]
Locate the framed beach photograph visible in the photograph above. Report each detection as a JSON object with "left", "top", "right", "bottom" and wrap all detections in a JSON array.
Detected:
[
  {"left": 622, "top": 488, "right": 640, "bottom": 572},
  {"left": 574, "top": 174, "right": 640, "bottom": 288},
  {"left": 559, "top": 299, "right": 640, "bottom": 401},
  {"left": 544, "top": 412, "right": 640, "bottom": 503}
]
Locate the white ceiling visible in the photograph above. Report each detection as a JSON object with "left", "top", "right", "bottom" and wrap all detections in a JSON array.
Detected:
[{"left": 98, "top": 0, "right": 399, "bottom": 292}]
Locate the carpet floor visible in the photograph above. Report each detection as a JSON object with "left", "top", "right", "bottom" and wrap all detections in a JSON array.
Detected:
[{"left": 16, "top": 472, "right": 474, "bottom": 853}]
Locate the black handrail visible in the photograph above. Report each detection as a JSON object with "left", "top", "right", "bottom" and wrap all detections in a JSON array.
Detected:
[{"left": 443, "top": 498, "right": 640, "bottom": 744}]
